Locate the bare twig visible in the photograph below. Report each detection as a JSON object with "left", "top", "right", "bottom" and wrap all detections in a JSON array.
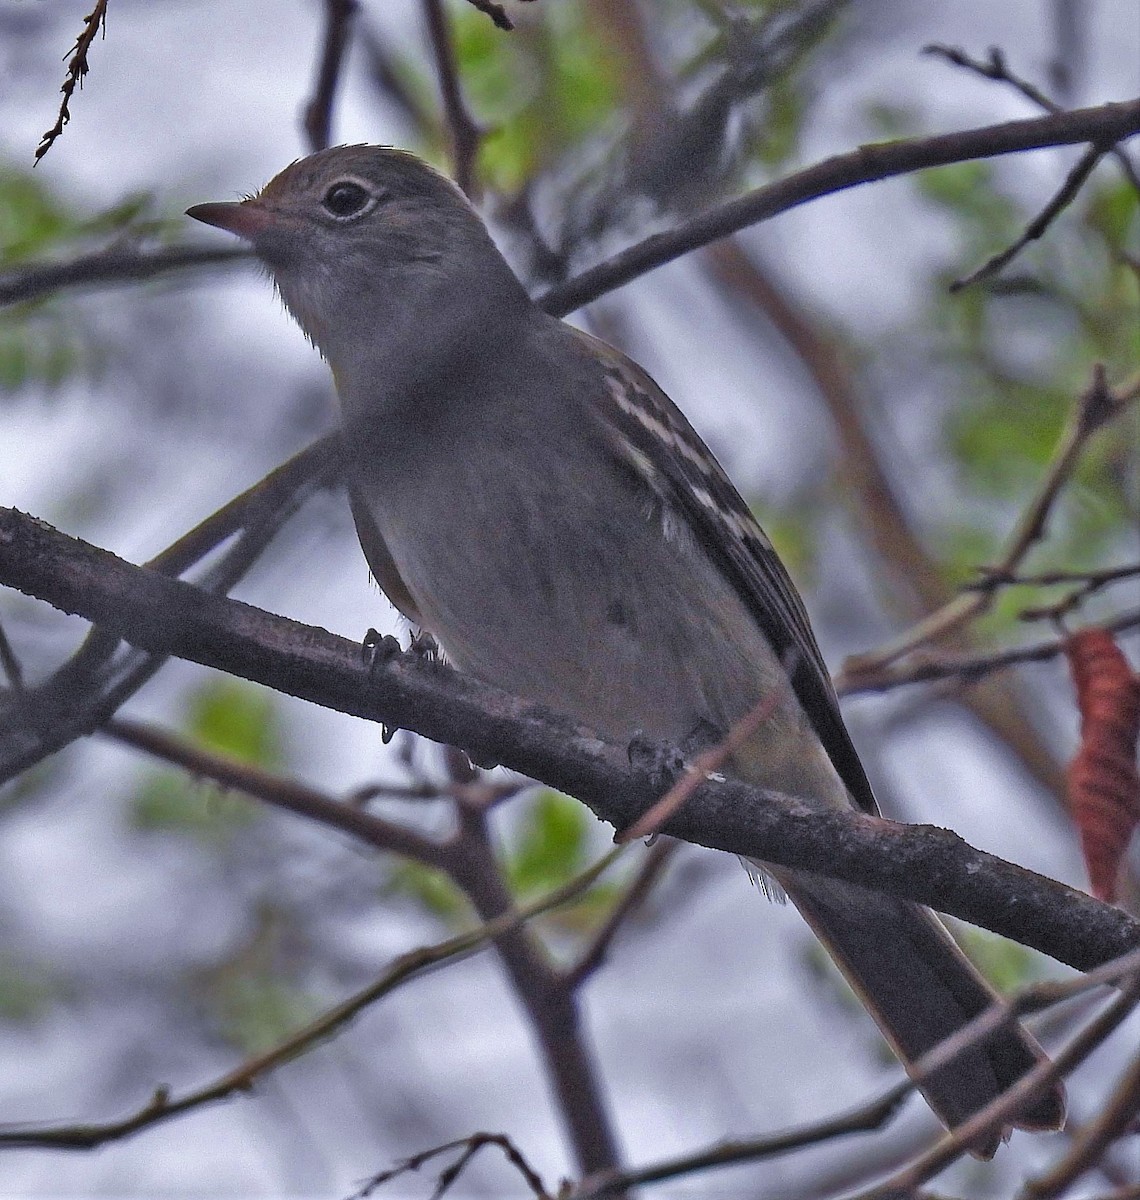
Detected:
[
  {"left": 101, "top": 715, "right": 450, "bottom": 867},
  {"left": 542, "top": 98, "right": 1140, "bottom": 316},
  {"left": 302, "top": 0, "right": 358, "bottom": 153},
  {"left": 839, "top": 608, "right": 1140, "bottom": 696},
  {"left": 35, "top": 0, "right": 109, "bottom": 161},
  {"left": 356, "top": 21, "right": 439, "bottom": 138},
  {"left": 0, "top": 847, "right": 622, "bottom": 1151},
  {"left": 462, "top": 0, "right": 519, "bottom": 31},
  {"left": 0, "top": 243, "right": 249, "bottom": 308},
  {"left": 925, "top": 43, "right": 1140, "bottom": 195},
  {"left": 950, "top": 142, "right": 1107, "bottom": 291},
  {"left": 423, "top": 0, "right": 483, "bottom": 198},
  {"left": 4, "top": 506, "right": 1139, "bottom": 970},
  {"left": 570, "top": 1082, "right": 914, "bottom": 1198},
  {"left": 564, "top": 839, "right": 677, "bottom": 988},
  {"left": 850, "top": 974, "right": 1140, "bottom": 1198},
  {"left": 837, "top": 365, "right": 1136, "bottom": 687},
  {"left": 966, "top": 562, "right": 1140, "bottom": 593},
  {"left": 1022, "top": 1044, "right": 1140, "bottom": 1198},
  {"left": 350, "top": 1132, "right": 553, "bottom": 1200}
]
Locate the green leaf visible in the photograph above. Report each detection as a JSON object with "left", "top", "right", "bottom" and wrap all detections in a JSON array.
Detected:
[
  {"left": 451, "top": 1, "right": 620, "bottom": 190},
  {"left": 954, "top": 927, "right": 1047, "bottom": 993},
  {"left": 752, "top": 75, "right": 806, "bottom": 169},
  {"left": 507, "top": 789, "right": 589, "bottom": 898},
  {"left": 131, "top": 774, "right": 258, "bottom": 840},
  {"left": 188, "top": 678, "right": 282, "bottom": 768},
  {"left": 384, "top": 860, "right": 468, "bottom": 922},
  {"left": 750, "top": 500, "right": 819, "bottom": 588},
  {"left": 916, "top": 160, "right": 1020, "bottom": 251},
  {"left": 0, "top": 954, "right": 60, "bottom": 1023},
  {"left": 0, "top": 167, "right": 75, "bottom": 264},
  {"left": 129, "top": 680, "right": 282, "bottom": 841},
  {"left": 208, "top": 971, "right": 316, "bottom": 1056},
  {"left": 1084, "top": 176, "right": 1140, "bottom": 248}
]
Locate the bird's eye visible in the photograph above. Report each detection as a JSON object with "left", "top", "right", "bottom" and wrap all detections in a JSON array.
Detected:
[{"left": 321, "top": 181, "right": 374, "bottom": 220}]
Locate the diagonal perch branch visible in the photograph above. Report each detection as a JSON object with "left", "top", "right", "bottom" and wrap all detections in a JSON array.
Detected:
[{"left": 1, "top": 506, "right": 1137, "bottom": 972}]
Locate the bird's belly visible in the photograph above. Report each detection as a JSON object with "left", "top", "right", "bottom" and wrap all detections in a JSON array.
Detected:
[{"left": 366, "top": 458, "right": 841, "bottom": 810}]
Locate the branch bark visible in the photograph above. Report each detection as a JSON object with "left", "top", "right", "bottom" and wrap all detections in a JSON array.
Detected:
[
  {"left": 542, "top": 98, "right": 1140, "bottom": 315},
  {"left": 2, "top": 507, "right": 1136, "bottom": 972}
]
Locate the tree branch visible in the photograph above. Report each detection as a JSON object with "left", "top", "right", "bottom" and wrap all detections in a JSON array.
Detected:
[
  {"left": 2, "top": 507, "right": 1137, "bottom": 971},
  {"left": 0, "top": 244, "right": 250, "bottom": 308},
  {"left": 302, "top": 0, "right": 359, "bottom": 153},
  {"left": 0, "top": 847, "right": 621, "bottom": 1152},
  {"left": 35, "top": 0, "right": 109, "bottom": 161},
  {"left": 5, "top": 101, "right": 1137, "bottom": 315},
  {"left": 101, "top": 715, "right": 449, "bottom": 867},
  {"left": 542, "top": 98, "right": 1140, "bottom": 316},
  {"left": 423, "top": 0, "right": 483, "bottom": 198},
  {"left": 924, "top": 43, "right": 1140, "bottom": 195}
]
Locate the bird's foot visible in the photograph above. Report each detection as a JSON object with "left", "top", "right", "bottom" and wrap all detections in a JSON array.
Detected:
[{"left": 626, "top": 732, "right": 685, "bottom": 794}]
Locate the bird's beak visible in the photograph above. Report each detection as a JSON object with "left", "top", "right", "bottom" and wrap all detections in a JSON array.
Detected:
[{"left": 186, "top": 199, "right": 277, "bottom": 242}]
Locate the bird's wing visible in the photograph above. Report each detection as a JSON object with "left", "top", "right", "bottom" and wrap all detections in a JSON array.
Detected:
[
  {"left": 576, "top": 328, "right": 878, "bottom": 815},
  {"left": 348, "top": 486, "right": 426, "bottom": 625}
]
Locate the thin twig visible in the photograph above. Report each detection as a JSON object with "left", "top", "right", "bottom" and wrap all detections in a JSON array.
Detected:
[
  {"left": 0, "top": 847, "right": 622, "bottom": 1151},
  {"left": 35, "top": 0, "right": 109, "bottom": 161},
  {"left": 350, "top": 1132, "right": 553, "bottom": 1200},
  {"left": 570, "top": 1082, "right": 914, "bottom": 1198},
  {"left": 302, "top": 0, "right": 358, "bottom": 153},
  {"left": 462, "top": 0, "right": 517, "bottom": 31},
  {"left": 837, "top": 365, "right": 1135, "bottom": 687},
  {"left": 965, "top": 562, "right": 1140, "bottom": 593},
  {"left": 950, "top": 142, "right": 1107, "bottom": 291},
  {"left": 0, "top": 244, "right": 249, "bottom": 309},
  {"left": 925, "top": 43, "right": 1140, "bottom": 195},
  {"left": 851, "top": 974, "right": 1140, "bottom": 1199},
  {"left": 101, "top": 715, "right": 450, "bottom": 867},
  {"left": 564, "top": 839, "right": 677, "bottom": 989},
  {"left": 838, "top": 607, "right": 1140, "bottom": 696},
  {"left": 1021, "top": 1044, "right": 1140, "bottom": 1198},
  {"left": 357, "top": 22, "right": 439, "bottom": 138},
  {"left": 423, "top": 0, "right": 483, "bottom": 198}
]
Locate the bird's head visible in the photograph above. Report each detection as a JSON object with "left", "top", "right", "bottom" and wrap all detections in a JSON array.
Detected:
[{"left": 187, "top": 145, "right": 526, "bottom": 373}]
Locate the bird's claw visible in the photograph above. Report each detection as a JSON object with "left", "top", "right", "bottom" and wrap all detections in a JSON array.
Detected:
[
  {"left": 361, "top": 628, "right": 402, "bottom": 672},
  {"left": 627, "top": 732, "right": 684, "bottom": 793}
]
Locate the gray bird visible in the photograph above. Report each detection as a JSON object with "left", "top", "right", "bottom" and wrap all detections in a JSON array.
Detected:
[{"left": 188, "top": 145, "right": 1065, "bottom": 1154}]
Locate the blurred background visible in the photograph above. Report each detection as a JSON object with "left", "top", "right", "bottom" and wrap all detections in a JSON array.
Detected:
[{"left": 0, "top": 0, "right": 1138, "bottom": 1196}]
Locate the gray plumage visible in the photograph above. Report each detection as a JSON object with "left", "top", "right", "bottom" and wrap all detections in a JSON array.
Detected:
[{"left": 188, "top": 145, "right": 1065, "bottom": 1153}]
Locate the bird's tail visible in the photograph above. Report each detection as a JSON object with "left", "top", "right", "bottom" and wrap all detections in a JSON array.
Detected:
[{"left": 773, "top": 869, "right": 1066, "bottom": 1157}]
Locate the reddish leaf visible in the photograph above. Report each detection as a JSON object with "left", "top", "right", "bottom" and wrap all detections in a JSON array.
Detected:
[{"left": 1064, "top": 629, "right": 1140, "bottom": 902}]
